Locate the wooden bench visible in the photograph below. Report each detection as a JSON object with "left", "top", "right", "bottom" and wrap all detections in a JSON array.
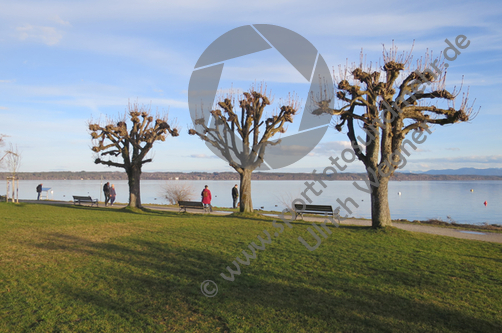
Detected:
[
  {"left": 178, "top": 201, "right": 209, "bottom": 213},
  {"left": 73, "top": 195, "right": 99, "bottom": 207},
  {"left": 293, "top": 204, "right": 338, "bottom": 220}
]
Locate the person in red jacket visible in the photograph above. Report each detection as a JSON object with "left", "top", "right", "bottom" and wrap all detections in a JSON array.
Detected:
[{"left": 201, "top": 185, "right": 213, "bottom": 212}]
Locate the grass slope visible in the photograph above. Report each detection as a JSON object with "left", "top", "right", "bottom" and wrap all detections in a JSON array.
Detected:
[{"left": 0, "top": 203, "right": 501, "bottom": 332}]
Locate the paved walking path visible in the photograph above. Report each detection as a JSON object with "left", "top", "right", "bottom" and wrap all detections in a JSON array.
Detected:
[
  {"left": 19, "top": 200, "right": 502, "bottom": 244},
  {"left": 299, "top": 215, "right": 502, "bottom": 244}
]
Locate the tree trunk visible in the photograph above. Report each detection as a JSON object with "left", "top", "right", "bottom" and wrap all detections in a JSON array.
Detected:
[
  {"left": 239, "top": 169, "right": 253, "bottom": 213},
  {"left": 370, "top": 176, "right": 392, "bottom": 228},
  {"left": 127, "top": 165, "right": 142, "bottom": 208}
]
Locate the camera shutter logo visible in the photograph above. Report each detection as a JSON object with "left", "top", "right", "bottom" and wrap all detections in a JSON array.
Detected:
[{"left": 188, "top": 24, "right": 333, "bottom": 169}]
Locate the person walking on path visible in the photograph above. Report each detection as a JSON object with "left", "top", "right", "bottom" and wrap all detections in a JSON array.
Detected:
[
  {"left": 36, "top": 184, "right": 43, "bottom": 200},
  {"left": 232, "top": 184, "right": 239, "bottom": 209},
  {"left": 103, "top": 182, "right": 111, "bottom": 206},
  {"left": 109, "top": 184, "right": 116, "bottom": 206},
  {"left": 201, "top": 185, "right": 213, "bottom": 212}
]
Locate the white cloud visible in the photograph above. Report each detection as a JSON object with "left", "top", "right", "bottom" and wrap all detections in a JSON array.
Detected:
[
  {"left": 53, "top": 96, "right": 187, "bottom": 110},
  {"left": 2, "top": 1, "right": 501, "bottom": 41},
  {"left": 51, "top": 15, "right": 71, "bottom": 26},
  {"left": 16, "top": 24, "right": 63, "bottom": 46},
  {"left": 445, "top": 73, "right": 502, "bottom": 87},
  {"left": 190, "top": 154, "right": 217, "bottom": 158},
  {"left": 0, "top": 81, "right": 188, "bottom": 110},
  {"left": 60, "top": 32, "right": 194, "bottom": 76},
  {"left": 271, "top": 144, "right": 312, "bottom": 156},
  {"left": 222, "top": 63, "right": 309, "bottom": 84},
  {"left": 312, "top": 140, "right": 352, "bottom": 154}
]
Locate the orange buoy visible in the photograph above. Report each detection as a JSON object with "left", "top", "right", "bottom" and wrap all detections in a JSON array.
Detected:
[{"left": 484, "top": 201, "right": 487, "bottom": 206}]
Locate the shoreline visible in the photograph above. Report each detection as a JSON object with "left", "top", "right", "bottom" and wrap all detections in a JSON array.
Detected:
[{"left": 2, "top": 171, "right": 502, "bottom": 182}]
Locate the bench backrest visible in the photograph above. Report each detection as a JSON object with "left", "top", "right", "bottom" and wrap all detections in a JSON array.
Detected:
[
  {"left": 294, "top": 204, "right": 333, "bottom": 212},
  {"left": 178, "top": 201, "right": 204, "bottom": 207},
  {"left": 73, "top": 196, "right": 93, "bottom": 201}
]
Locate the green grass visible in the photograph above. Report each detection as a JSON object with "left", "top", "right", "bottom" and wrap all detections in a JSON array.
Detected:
[{"left": 0, "top": 203, "right": 501, "bottom": 332}]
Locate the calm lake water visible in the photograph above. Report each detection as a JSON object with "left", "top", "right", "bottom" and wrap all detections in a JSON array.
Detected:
[{"left": 2, "top": 179, "right": 501, "bottom": 225}]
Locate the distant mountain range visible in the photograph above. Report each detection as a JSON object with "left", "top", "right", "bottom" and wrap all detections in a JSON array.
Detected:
[{"left": 420, "top": 168, "right": 502, "bottom": 176}]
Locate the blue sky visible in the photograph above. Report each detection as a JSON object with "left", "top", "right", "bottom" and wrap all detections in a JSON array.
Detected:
[{"left": 0, "top": 0, "right": 501, "bottom": 173}]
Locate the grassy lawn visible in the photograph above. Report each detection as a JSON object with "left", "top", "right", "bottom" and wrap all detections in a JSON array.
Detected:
[{"left": 0, "top": 203, "right": 501, "bottom": 332}]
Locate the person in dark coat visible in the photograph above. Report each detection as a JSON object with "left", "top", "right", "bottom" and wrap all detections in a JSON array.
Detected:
[
  {"left": 103, "top": 182, "right": 111, "bottom": 206},
  {"left": 232, "top": 184, "right": 239, "bottom": 209},
  {"left": 201, "top": 185, "right": 213, "bottom": 212},
  {"left": 36, "top": 184, "right": 43, "bottom": 200}
]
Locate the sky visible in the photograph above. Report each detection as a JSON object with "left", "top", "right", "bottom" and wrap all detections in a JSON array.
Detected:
[{"left": 0, "top": 0, "right": 501, "bottom": 173}]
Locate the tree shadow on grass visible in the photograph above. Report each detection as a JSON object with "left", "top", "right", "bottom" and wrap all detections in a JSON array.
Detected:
[
  {"left": 23, "top": 230, "right": 502, "bottom": 332},
  {"left": 36, "top": 204, "right": 362, "bottom": 231},
  {"left": 46, "top": 204, "right": 184, "bottom": 220},
  {"left": 464, "top": 254, "right": 502, "bottom": 264},
  {"left": 55, "top": 204, "right": 232, "bottom": 220},
  {"left": 26, "top": 232, "right": 231, "bottom": 331},
  {"left": 50, "top": 203, "right": 111, "bottom": 212}
]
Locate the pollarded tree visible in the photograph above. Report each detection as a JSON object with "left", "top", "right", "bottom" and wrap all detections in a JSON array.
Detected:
[
  {"left": 189, "top": 85, "right": 299, "bottom": 213},
  {"left": 0, "top": 134, "right": 7, "bottom": 167},
  {"left": 313, "top": 47, "right": 476, "bottom": 228},
  {"left": 89, "top": 102, "right": 179, "bottom": 208},
  {"left": 5, "top": 143, "right": 22, "bottom": 176}
]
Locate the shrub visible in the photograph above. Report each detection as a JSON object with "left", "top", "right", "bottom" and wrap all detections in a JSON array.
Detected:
[{"left": 162, "top": 182, "right": 195, "bottom": 204}]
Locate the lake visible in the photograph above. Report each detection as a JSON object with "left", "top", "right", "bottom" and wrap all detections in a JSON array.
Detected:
[{"left": 1, "top": 179, "right": 501, "bottom": 225}]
